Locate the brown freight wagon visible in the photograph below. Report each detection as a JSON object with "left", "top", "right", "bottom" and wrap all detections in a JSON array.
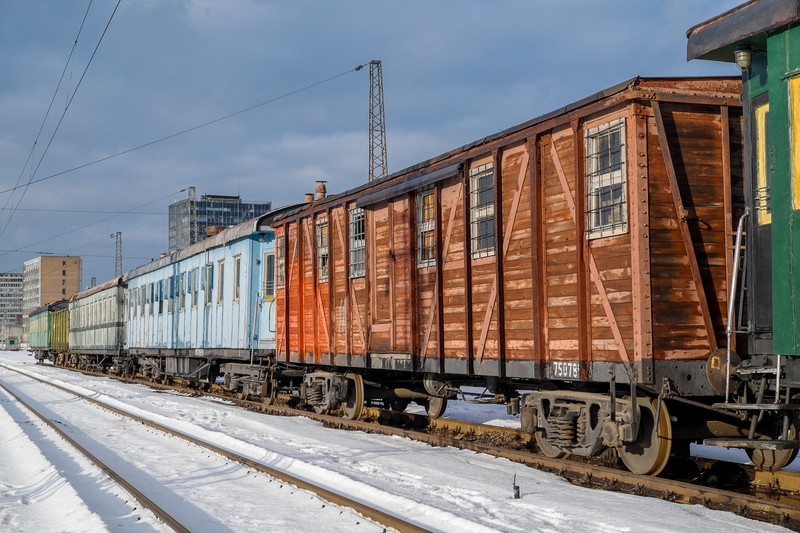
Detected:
[{"left": 273, "top": 76, "right": 744, "bottom": 474}]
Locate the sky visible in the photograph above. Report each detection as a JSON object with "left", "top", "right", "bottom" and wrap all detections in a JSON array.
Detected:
[
  {"left": 0, "top": 0, "right": 743, "bottom": 286},
  {"left": 1, "top": 351, "right": 790, "bottom": 532}
]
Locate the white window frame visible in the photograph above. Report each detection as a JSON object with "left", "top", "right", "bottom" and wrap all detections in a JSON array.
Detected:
[
  {"left": 316, "top": 218, "right": 329, "bottom": 281},
  {"left": 349, "top": 208, "right": 365, "bottom": 278},
  {"left": 469, "top": 163, "right": 495, "bottom": 259},
  {"left": 585, "top": 118, "right": 628, "bottom": 239},
  {"left": 416, "top": 185, "right": 436, "bottom": 267}
]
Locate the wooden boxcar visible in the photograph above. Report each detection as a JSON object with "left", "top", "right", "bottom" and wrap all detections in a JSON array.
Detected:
[
  {"left": 273, "top": 76, "right": 746, "bottom": 474},
  {"left": 29, "top": 300, "right": 69, "bottom": 362}
]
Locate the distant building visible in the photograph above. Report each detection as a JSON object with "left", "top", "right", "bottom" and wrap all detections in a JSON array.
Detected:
[
  {"left": 22, "top": 256, "right": 81, "bottom": 342},
  {"left": 0, "top": 273, "right": 23, "bottom": 346},
  {"left": 168, "top": 188, "right": 272, "bottom": 254}
]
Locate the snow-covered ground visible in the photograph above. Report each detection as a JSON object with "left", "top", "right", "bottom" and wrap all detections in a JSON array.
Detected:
[{"left": 0, "top": 351, "right": 791, "bottom": 532}]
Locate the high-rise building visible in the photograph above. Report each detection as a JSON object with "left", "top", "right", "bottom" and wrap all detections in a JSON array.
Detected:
[
  {"left": 0, "top": 273, "right": 23, "bottom": 350},
  {"left": 22, "top": 256, "right": 81, "bottom": 342},
  {"left": 0, "top": 273, "right": 23, "bottom": 327},
  {"left": 168, "top": 188, "right": 272, "bottom": 254}
]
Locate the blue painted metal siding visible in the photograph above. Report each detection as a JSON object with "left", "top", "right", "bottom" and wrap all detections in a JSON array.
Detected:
[{"left": 126, "top": 227, "right": 275, "bottom": 353}]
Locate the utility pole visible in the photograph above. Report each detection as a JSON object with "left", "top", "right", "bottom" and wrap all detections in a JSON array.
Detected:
[
  {"left": 113, "top": 232, "right": 122, "bottom": 277},
  {"left": 368, "top": 60, "right": 388, "bottom": 181}
]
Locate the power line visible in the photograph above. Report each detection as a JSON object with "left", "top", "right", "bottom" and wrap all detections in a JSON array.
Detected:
[
  {"left": 0, "top": 0, "right": 123, "bottom": 242},
  {"left": 0, "top": 188, "right": 185, "bottom": 260},
  {"left": 0, "top": 63, "right": 368, "bottom": 197},
  {"left": 6, "top": 1, "right": 94, "bottom": 218},
  {"left": 14, "top": 208, "right": 161, "bottom": 215}
]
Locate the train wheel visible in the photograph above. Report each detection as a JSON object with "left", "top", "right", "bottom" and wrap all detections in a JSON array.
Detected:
[
  {"left": 534, "top": 429, "right": 568, "bottom": 459},
  {"left": 261, "top": 379, "right": 278, "bottom": 406},
  {"left": 747, "top": 418, "right": 799, "bottom": 472},
  {"left": 425, "top": 396, "right": 447, "bottom": 419},
  {"left": 618, "top": 398, "right": 672, "bottom": 476},
  {"left": 342, "top": 373, "right": 364, "bottom": 420}
]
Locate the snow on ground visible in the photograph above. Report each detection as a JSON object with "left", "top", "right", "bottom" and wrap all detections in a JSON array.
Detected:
[{"left": 0, "top": 350, "right": 792, "bottom": 532}]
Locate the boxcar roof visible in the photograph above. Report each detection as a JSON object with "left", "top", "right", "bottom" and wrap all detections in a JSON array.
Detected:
[
  {"left": 125, "top": 203, "right": 303, "bottom": 280},
  {"left": 273, "top": 76, "right": 740, "bottom": 224},
  {"left": 71, "top": 276, "right": 124, "bottom": 302},
  {"left": 687, "top": 0, "right": 800, "bottom": 62},
  {"left": 30, "top": 299, "right": 69, "bottom": 317}
]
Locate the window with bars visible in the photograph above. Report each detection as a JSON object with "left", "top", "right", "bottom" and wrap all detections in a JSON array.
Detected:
[
  {"left": 275, "top": 234, "right": 285, "bottom": 288},
  {"left": 586, "top": 119, "right": 627, "bottom": 238},
  {"left": 349, "top": 208, "right": 365, "bottom": 278},
  {"left": 316, "top": 219, "right": 329, "bottom": 281},
  {"left": 469, "top": 163, "right": 495, "bottom": 258},
  {"left": 416, "top": 185, "right": 436, "bottom": 267}
]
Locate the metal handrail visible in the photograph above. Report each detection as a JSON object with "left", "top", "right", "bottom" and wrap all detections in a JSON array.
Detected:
[{"left": 726, "top": 208, "right": 750, "bottom": 401}]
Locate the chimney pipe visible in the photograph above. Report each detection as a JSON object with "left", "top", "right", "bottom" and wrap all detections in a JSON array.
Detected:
[
  {"left": 315, "top": 180, "right": 327, "bottom": 200},
  {"left": 304, "top": 193, "right": 314, "bottom": 203}
]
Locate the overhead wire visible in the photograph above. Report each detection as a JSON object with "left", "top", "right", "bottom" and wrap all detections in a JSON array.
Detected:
[
  {"left": 0, "top": 187, "right": 186, "bottom": 261},
  {"left": 0, "top": 63, "right": 368, "bottom": 197},
  {"left": 4, "top": 1, "right": 94, "bottom": 218},
  {"left": 0, "top": 0, "right": 123, "bottom": 242}
]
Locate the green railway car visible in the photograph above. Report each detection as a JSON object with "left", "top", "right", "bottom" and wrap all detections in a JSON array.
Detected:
[
  {"left": 28, "top": 300, "right": 69, "bottom": 362},
  {"left": 688, "top": 0, "right": 800, "bottom": 469}
]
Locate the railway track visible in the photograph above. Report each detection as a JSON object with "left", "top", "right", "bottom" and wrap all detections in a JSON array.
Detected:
[
  {"left": 17, "top": 360, "right": 800, "bottom": 530},
  {"left": 0, "top": 363, "right": 429, "bottom": 533}
]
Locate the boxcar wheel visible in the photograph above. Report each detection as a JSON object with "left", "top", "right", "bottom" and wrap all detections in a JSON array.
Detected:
[
  {"left": 534, "top": 429, "right": 568, "bottom": 459},
  {"left": 261, "top": 379, "right": 278, "bottom": 406},
  {"left": 342, "top": 373, "right": 364, "bottom": 420},
  {"left": 425, "top": 396, "right": 447, "bottom": 419},
  {"left": 746, "top": 418, "right": 799, "bottom": 472},
  {"left": 618, "top": 398, "right": 672, "bottom": 476}
]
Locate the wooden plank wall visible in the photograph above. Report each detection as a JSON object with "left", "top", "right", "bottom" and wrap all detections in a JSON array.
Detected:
[{"left": 274, "top": 81, "right": 742, "bottom": 379}]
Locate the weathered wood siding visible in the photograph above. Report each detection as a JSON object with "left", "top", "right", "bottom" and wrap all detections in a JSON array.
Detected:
[{"left": 274, "top": 77, "right": 743, "bottom": 384}]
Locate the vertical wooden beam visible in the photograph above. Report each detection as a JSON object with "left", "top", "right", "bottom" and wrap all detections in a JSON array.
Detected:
[
  {"left": 573, "top": 120, "right": 590, "bottom": 380},
  {"left": 493, "top": 149, "right": 506, "bottom": 377},
  {"left": 720, "top": 106, "right": 735, "bottom": 352},
  {"left": 343, "top": 205, "right": 352, "bottom": 365},
  {"left": 463, "top": 164, "right": 475, "bottom": 374},
  {"left": 529, "top": 137, "right": 543, "bottom": 377},
  {"left": 435, "top": 185, "right": 445, "bottom": 372},
  {"left": 409, "top": 192, "right": 420, "bottom": 368},
  {"left": 652, "top": 100, "right": 718, "bottom": 353},
  {"left": 311, "top": 215, "right": 318, "bottom": 364},
  {"left": 326, "top": 206, "right": 334, "bottom": 365},
  {"left": 388, "top": 200, "right": 396, "bottom": 349},
  {"left": 631, "top": 108, "right": 653, "bottom": 384},
  {"left": 296, "top": 221, "right": 304, "bottom": 362},
  {"left": 364, "top": 208, "right": 372, "bottom": 364}
]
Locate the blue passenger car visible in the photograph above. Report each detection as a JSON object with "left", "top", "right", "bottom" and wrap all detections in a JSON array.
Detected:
[{"left": 125, "top": 213, "right": 276, "bottom": 381}]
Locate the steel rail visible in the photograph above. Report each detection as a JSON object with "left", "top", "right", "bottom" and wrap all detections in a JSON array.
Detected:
[
  {"left": 26, "top": 362, "right": 800, "bottom": 529},
  {"left": 0, "top": 364, "right": 429, "bottom": 533},
  {"left": 0, "top": 377, "right": 190, "bottom": 533}
]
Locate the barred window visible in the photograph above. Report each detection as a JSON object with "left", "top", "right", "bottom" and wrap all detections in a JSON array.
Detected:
[
  {"left": 275, "top": 234, "right": 285, "bottom": 288},
  {"left": 470, "top": 163, "right": 495, "bottom": 258},
  {"left": 349, "top": 207, "right": 365, "bottom": 278},
  {"left": 316, "top": 219, "right": 329, "bottom": 281},
  {"left": 416, "top": 185, "right": 436, "bottom": 267},
  {"left": 586, "top": 119, "right": 627, "bottom": 238}
]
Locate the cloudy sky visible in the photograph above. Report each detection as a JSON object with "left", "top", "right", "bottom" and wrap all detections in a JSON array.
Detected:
[{"left": 0, "top": 0, "right": 742, "bottom": 286}]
